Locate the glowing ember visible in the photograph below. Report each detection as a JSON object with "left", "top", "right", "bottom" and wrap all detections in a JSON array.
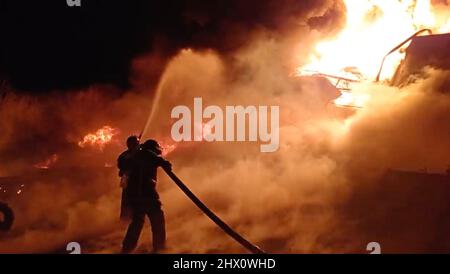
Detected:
[
  {"left": 78, "top": 126, "right": 119, "bottom": 150},
  {"left": 298, "top": 0, "right": 448, "bottom": 81},
  {"left": 34, "top": 154, "right": 59, "bottom": 169}
]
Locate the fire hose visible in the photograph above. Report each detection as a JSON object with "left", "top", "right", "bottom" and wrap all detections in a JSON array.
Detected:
[
  {"left": 161, "top": 166, "right": 266, "bottom": 254},
  {"left": 0, "top": 202, "right": 14, "bottom": 232},
  {"left": 138, "top": 129, "right": 265, "bottom": 254}
]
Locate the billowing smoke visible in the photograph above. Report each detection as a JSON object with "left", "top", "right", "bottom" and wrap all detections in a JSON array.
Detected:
[
  {"left": 104, "top": 50, "right": 450, "bottom": 253},
  {"left": 1, "top": 0, "right": 450, "bottom": 254}
]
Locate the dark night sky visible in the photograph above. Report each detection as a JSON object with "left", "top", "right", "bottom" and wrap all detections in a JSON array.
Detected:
[
  {"left": 0, "top": 0, "right": 343, "bottom": 93},
  {"left": 0, "top": 0, "right": 172, "bottom": 92}
]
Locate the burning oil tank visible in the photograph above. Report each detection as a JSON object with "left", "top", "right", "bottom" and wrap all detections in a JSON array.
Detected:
[{"left": 391, "top": 32, "right": 450, "bottom": 88}]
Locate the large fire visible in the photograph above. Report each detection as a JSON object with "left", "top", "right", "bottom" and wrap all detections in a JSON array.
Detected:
[
  {"left": 78, "top": 126, "right": 119, "bottom": 150},
  {"left": 298, "top": 0, "right": 450, "bottom": 108}
]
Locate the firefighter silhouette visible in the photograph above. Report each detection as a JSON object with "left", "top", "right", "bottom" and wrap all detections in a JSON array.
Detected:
[{"left": 117, "top": 137, "right": 171, "bottom": 253}]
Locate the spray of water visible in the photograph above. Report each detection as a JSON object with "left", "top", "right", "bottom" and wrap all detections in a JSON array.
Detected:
[{"left": 140, "top": 73, "right": 168, "bottom": 141}]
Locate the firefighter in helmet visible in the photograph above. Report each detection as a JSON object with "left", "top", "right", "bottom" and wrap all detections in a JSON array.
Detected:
[{"left": 119, "top": 138, "right": 171, "bottom": 253}]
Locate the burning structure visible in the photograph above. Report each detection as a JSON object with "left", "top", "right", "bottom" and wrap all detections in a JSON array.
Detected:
[{"left": 392, "top": 32, "right": 450, "bottom": 87}]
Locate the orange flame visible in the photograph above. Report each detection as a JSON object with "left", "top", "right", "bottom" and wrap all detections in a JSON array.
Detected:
[
  {"left": 298, "top": 0, "right": 448, "bottom": 82},
  {"left": 34, "top": 154, "right": 59, "bottom": 169},
  {"left": 297, "top": 0, "right": 450, "bottom": 109},
  {"left": 78, "top": 126, "right": 119, "bottom": 150}
]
